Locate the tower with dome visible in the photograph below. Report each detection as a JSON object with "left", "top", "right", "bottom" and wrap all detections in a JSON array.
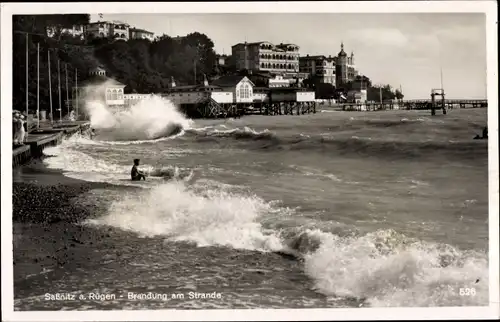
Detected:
[{"left": 335, "top": 42, "right": 357, "bottom": 88}]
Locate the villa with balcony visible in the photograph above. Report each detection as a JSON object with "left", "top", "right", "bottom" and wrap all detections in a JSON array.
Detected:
[
  {"left": 129, "top": 28, "right": 155, "bottom": 41},
  {"left": 85, "top": 20, "right": 130, "bottom": 41},
  {"left": 231, "top": 41, "right": 300, "bottom": 75},
  {"left": 46, "top": 25, "right": 86, "bottom": 40}
]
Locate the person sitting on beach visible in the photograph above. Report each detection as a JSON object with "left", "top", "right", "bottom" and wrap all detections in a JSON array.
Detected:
[{"left": 131, "top": 159, "right": 146, "bottom": 181}]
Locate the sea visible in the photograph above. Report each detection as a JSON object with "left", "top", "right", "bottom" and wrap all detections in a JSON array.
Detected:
[{"left": 16, "top": 95, "right": 490, "bottom": 309}]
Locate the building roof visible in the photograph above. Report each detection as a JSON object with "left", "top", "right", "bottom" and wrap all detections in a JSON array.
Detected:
[
  {"left": 300, "top": 55, "right": 336, "bottom": 62},
  {"left": 79, "top": 75, "right": 125, "bottom": 87},
  {"left": 277, "top": 43, "right": 300, "bottom": 49},
  {"left": 338, "top": 42, "right": 347, "bottom": 57},
  {"left": 249, "top": 72, "right": 273, "bottom": 79},
  {"left": 232, "top": 41, "right": 274, "bottom": 48},
  {"left": 88, "top": 20, "right": 130, "bottom": 27},
  {"left": 130, "top": 28, "right": 154, "bottom": 34},
  {"left": 211, "top": 75, "right": 254, "bottom": 87},
  {"left": 167, "top": 84, "right": 223, "bottom": 92}
]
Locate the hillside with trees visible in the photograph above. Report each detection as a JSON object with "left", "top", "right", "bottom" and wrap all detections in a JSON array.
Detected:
[
  {"left": 13, "top": 14, "right": 403, "bottom": 115},
  {"left": 13, "top": 14, "right": 218, "bottom": 116},
  {"left": 13, "top": 14, "right": 92, "bottom": 114}
]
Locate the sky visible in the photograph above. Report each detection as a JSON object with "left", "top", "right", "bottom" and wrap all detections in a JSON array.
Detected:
[{"left": 90, "top": 13, "right": 487, "bottom": 100}]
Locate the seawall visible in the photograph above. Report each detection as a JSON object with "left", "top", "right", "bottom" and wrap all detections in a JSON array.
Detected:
[{"left": 12, "top": 122, "right": 91, "bottom": 167}]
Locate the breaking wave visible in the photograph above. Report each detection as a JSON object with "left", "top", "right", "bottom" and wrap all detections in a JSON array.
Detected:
[
  {"left": 42, "top": 136, "right": 193, "bottom": 186},
  {"left": 186, "top": 126, "right": 488, "bottom": 160},
  {"left": 84, "top": 178, "right": 488, "bottom": 307},
  {"left": 83, "top": 87, "right": 192, "bottom": 141}
]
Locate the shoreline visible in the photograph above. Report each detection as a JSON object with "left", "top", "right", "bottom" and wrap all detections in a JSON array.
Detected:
[
  {"left": 13, "top": 122, "right": 91, "bottom": 167},
  {"left": 12, "top": 162, "right": 138, "bottom": 296}
]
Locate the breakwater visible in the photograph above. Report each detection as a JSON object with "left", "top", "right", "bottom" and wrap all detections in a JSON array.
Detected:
[{"left": 12, "top": 122, "right": 90, "bottom": 167}]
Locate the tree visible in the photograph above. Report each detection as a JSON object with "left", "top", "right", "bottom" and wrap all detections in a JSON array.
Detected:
[
  {"left": 181, "top": 32, "right": 217, "bottom": 78},
  {"left": 395, "top": 89, "right": 404, "bottom": 100},
  {"left": 12, "top": 14, "right": 91, "bottom": 117},
  {"left": 315, "top": 83, "right": 336, "bottom": 99}
]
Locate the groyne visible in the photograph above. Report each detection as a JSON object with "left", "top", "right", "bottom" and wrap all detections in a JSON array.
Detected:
[{"left": 12, "top": 122, "right": 90, "bottom": 167}]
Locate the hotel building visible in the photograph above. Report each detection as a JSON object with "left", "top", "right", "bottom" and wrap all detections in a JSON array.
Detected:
[
  {"left": 46, "top": 25, "right": 86, "bottom": 40},
  {"left": 85, "top": 21, "right": 131, "bottom": 41},
  {"left": 299, "top": 55, "right": 337, "bottom": 86},
  {"left": 231, "top": 41, "right": 300, "bottom": 74}
]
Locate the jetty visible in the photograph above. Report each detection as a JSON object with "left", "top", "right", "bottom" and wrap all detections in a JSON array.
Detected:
[
  {"left": 335, "top": 99, "right": 487, "bottom": 112},
  {"left": 12, "top": 121, "right": 90, "bottom": 167}
]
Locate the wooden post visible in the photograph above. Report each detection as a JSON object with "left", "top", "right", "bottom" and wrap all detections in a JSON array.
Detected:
[
  {"left": 57, "top": 59, "right": 62, "bottom": 122},
  {"left": 75, "top": 68, "right": 78, "bottom": 120},
  {"left": 37, "top": 43, "right": 40, "bottom": 129},
  {"left": 48, "top": 50, "right": 53, "bottom": 124},
  {"left": 25, "top": 33, "right": 29, "bottom": 131},
  {"left": 65, "top": 63, "right": 69, "bottom": 118}
]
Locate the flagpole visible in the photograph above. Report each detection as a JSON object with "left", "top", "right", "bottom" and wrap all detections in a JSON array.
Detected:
[
  {"left": 37, "top": 43, "right": 40, "bottom": 129},
  {"left": 25, "top": 33, "right": 29, "bottom": 131},
  {"left": 440, "top": 67, "right": 444, "bottom": 91},
  {"left": 75, "top": 68, "right": 78, "bottom": 120},
  {"left": 58, "top": 59, "right": 62, "bottom": 122},
  {"left": 65, "top": 63, "right": 69, "bottom": 119},
  {"left": 48, "top": 50, "right": 53, "bottom": 125}
]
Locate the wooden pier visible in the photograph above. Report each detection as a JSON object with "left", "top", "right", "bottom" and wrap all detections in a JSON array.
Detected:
[
  {"left": 180, "top": 100, "right": 317, "bottom": 118},
  {"left": 12, "top": 122, "right": 90, "bottom": 167},
  {"left": 336, "top": 99, "right": 488, "bottom": 112}
]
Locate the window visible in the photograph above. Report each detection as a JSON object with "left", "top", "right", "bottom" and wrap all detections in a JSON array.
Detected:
[
  {"left": 240, "top": 84, "right": 250, "bottom": 99},
  {"left": 106, "top": 89, "right": 112, "bottom": 100},
  {"left": 112, "top": 89, "right": 118, "bottom": 100}
]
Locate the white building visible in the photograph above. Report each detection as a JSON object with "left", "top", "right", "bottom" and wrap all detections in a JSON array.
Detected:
[
  {"left": 85, "top": 21, "right": 130, "bottom": 41},
  {"left": 268, "top": 75, "right": 292, "bottom": 88},
  {"left": 299, "top": 55, "right": 336, "bottom": 86},
  {"left": 129, "top": 28, "right": 155, "bottom": 41},
  {"left": 347, "top": 89, "right": 367, "bottom": 103},
  {"left": 212, "top": 75, "right": 255, "bottom": 104},
  {"left": 73, "top": 67, "right": 126, "bottom": 111},
  {"left": 46, "top": 25, "right": 85, "bottom": 40}
]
